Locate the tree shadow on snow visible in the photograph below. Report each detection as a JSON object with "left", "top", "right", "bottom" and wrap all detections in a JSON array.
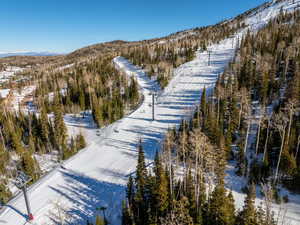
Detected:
[{"left": 48, "top": 169, "right": 125, "bottom": 225}]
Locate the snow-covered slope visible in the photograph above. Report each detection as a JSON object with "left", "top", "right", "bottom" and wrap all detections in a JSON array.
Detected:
[
  {"left": 0, "top": 66, "right": 24, "bottom": 84},
  {"left": 245, "top": 0, "right": 300, "bottom": 31},
  {"left": 1, "top": 0, "right": 300, "bottom": 224},
  {"left": 0, "top": 35, "right": 237, "bottom": 225}
]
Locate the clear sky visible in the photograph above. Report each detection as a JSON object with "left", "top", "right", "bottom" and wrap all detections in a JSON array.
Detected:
[{"left": 0, "top": 0, "right": 267, "bottom": 53}]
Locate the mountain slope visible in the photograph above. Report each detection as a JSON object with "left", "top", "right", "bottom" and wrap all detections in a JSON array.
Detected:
[
  {"left": 0, "top": 51, "right": 60, "bottom": 58},
  {"left": 0, "top": 34, "right": 238, "bottom": 225},
  {"left": 0, "top": 0, "right": 300, "bottom": 224}
]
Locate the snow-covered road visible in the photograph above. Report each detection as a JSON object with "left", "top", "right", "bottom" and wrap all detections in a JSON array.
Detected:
[{"left": 0, "top": 37, "right": 237, "bottom": 225}]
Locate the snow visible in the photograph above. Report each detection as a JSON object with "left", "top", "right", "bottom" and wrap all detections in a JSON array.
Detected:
[
  {"left": 48, "top": 88, "right": 67, "bottom": 102},
  {"left": 34, "top": 153, "right": 59, "bottom": 174},
  {"left": 1, "top": 1, "right": 300, "bottom": 224},
  {"left": 56, "top": 63, "right": 75, "bottom": 71},
  {"left": 0, "top": 89, "right": 10, "bottom": 98},
  {"left": 226, "top": 161, "right": 300, "bottom": 225},
  {"left": 245, "top": 0, "right": 300, "bottom": 31},
  {"left": 0, "top": 66, "right": 23, "bottom": 83},
  {"left": 0, "top": 34, "right": 238, "bottom": 225},
  {"left": 64, "top": 112, "right": 98, "bottom": 144},
  {"left": 9, "top": 85, "right": 36, "bottom": 112}
]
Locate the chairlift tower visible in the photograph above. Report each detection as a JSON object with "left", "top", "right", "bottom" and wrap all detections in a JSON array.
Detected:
[
  {"left": 152, "top": 92, "right": 155, "bottom": 121},
  {"left": 207, "top": 50, "right": 212, "bottom": 66},
  {"left": 14, "top": 171, "right": 34, "bottom": 221}
]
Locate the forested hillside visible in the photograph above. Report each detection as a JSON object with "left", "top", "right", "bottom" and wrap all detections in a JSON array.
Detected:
[
  {"left": 121, "top": 6, "right": 300, "bottom": 225},
  {"left": 0, "top": 55, "right": 140, "bottom": 203},
  {"left": 1, "top": 0, "right": 300, "bottom": 224},
  {"left": 120, "top": 18, "right": 245, "bottom": 88}
]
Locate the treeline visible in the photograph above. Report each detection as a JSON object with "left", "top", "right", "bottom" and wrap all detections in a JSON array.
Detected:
[
  {"left": 121, "top": 16, "right": 246, "bottom": 88},
  {"left": 35, "top": 56, "right": 140, "bottom": 127}
]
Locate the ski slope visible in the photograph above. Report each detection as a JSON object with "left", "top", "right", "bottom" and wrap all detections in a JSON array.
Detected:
[
  {"left": 0, "top": 35, "right": 237, "bottom": 225},
  {"left": 1, "top": 0, "right": 300, "bottom": 224}
]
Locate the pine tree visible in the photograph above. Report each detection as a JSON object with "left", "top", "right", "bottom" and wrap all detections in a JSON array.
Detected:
[
  {"left": 92, "top": 96, "right": 103, "bottom": 128},
  {"left": 227, "top": 191, "right": 236, "bottom": 224},
  {"left": 129, "top": 77, "right": 139, "bottom": 105},
  {"left": 40, "top": 104, "right": 50, "bottom": 145},
  {"left": 134, "top": 141, "right": 148, "bottom": 224},
  {"left": 76, "top": 133, "right": 86, "bottom": 150},
  {"left": 201, "top": 87, "right": 207, "bottom": 120},
  {"left": 207, "top": 180, "right": 235, "bottom": 225},
  {"left": 28, "top": 135, "right": 35, "bottom": 153},
  {"left": 53, "top": 101, "right": 67, "bottom": 157},
  {"left": 122, "top": 200, "right": 134, "bottom": 225},
  {"left": 126, "top": 175, "right": 135, "bottom": 207},
  {"left": 164, "top": 196, "right": 193, "bottom": 225},
  {"left": 236, "top": 184, "right": 259, "bottom": 225},
  {"left": 11, "top": 131, "right": 24, "bottom": 155},
  {"left": 0, "top": 180, "right": 12, "bottom": 204},
  {"left": 153, "top": 152, "right": 169, "bottom": 218},
  {"left": 21, "top": 151, "right": 38, "bottom": 181},
  {"left": 79, "top": 89, "right": 86, "bottom": 111},
  {"left": 0, "top": 145, "right": 9, "bottom": 174}
]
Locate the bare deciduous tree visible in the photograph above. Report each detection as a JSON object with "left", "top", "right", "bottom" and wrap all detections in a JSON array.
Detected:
[
  {"left": 189, "top": 128, "right": 213, "bottom": 212},
  {"left": 273, "top": 112, "right": 288, "bottom": 184},
  {"left": 261, "top": 182, "right": 274, "bottom": 225},
  {"left": 285, "top": 99, "right": 297, "bottom": 145},
  {"left": 255, "top": 104, "right": 265, "bottom": 156},
  {"left": 295, "top": 135, "right": 300, "bottom": 161}
]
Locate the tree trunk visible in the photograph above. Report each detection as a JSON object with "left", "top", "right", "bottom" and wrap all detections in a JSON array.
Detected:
[
  {"left": 263, "top": 119, "right": 271, "bottom": 162},
  {"left": 198, "top": 105, "right": 201, "bottom": 127},
  {"left": 244, "top": 119, "right": 251, "bottom": 155},
  {"left": 274, "top": 130, "right": 286, "bottom": 184},
  {"left": 295, "top": 135, "right": 300, "bottom": 161},
  {"left": 195, "top": 147, "right": 199, "bottom": 211},
  {"left": 0, "top": 128, "right": 7, "bottom": 152},
  {"left": 217, "top": 96, "right": 220, "bottom": 124},
  {"left": 89, "top": 82, "right": 93, "bottom": 112},
  {"left": 286, "top": 110, "right": 293, "bottom": 146},
  {"left": 238, "top": 105, "right": 242, "bottom": 129},
  {"left": 255, "top": 116, "right": 262, "bottom": 156}
]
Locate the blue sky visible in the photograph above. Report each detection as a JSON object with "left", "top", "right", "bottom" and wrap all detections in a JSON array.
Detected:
[{"left": 0, "top": 0, "right": 266, "bottom": 53}]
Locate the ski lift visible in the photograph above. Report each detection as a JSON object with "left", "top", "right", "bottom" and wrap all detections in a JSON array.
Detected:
[
  {"left": 14, "top": 170, "right": 34, "bottom": 221},
  {"left": 15, "top": 171, "right": 31, "bottom": 189}
]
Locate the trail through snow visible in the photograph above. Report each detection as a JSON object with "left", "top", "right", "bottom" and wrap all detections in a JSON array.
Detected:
[{"left": 0, "top": 36, "right": 237, "bottom": 225}]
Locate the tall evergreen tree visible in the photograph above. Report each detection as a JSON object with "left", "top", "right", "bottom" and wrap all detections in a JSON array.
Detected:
[
  {"left": 153, "top": 152, "right": 169, "bottom": 219},
  {"left": 207, "top": 180, "right": 235, "bottom": 225},
  {"left": 236, "top": 184, "right": 258, "bottom": 225},
  {"left": 134, "top": 141, "right": 148, "bottom": 224}
]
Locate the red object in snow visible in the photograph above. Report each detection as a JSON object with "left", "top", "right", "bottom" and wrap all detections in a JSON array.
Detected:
[{"left": 28, "top": 213, "right": 34, "bottom": 220}]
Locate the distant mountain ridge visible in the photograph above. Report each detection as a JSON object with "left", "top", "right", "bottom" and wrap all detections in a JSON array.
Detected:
[{"left": 0, "top": 51, "right": 61, "bottom": 58}]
